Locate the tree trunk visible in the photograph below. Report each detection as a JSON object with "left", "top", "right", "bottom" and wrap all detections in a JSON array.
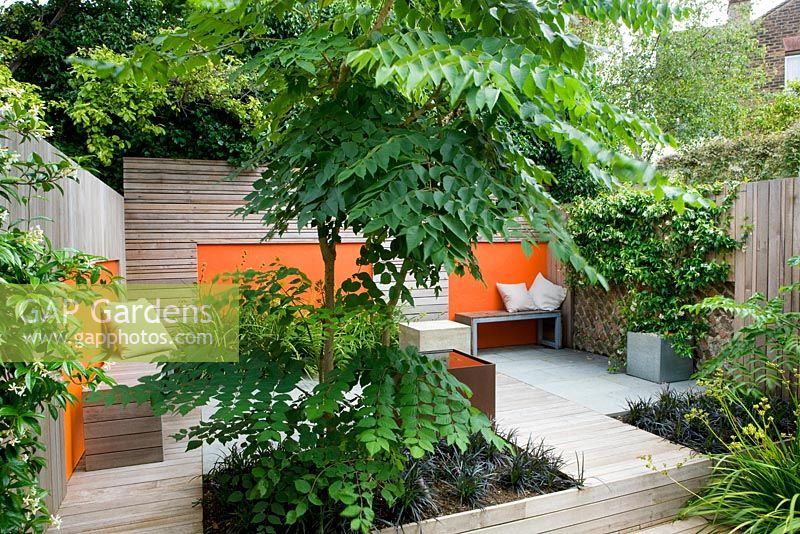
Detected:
[
  {"left": 382, "top": 260, "right": 411, "bottom": 346},
  {"left": 318, "top": 229, "right": 337, "bottom": 382}
]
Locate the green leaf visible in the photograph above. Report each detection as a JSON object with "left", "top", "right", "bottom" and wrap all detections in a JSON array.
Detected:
[{"left": 294, "top": 479, "right": 312, "bottom": 494}]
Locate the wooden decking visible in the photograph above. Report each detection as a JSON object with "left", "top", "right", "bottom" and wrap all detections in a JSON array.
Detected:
[
  {"left": 636, "top": 518, "right": 709, "bottom": 533},
  {"left": 52, "top": 364, "right": 203, "bottom": 534},
  {"left": 54, "top": 410, "right": 202, "bottom": 533},
  {"left": 51, "top": 368, "right": 708, "bottom": 533},
  {"left": 493, "top": 373, "right": 710, "bottom": 533}
]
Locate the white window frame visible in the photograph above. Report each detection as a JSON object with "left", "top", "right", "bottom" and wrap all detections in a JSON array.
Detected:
[{"left": 785, "top": 54, "right": 800, "bottom": 87}]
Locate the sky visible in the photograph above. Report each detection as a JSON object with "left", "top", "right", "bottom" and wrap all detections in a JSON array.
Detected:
[{"left": 753, "top": 0, "right": 787, "bottom": 17}]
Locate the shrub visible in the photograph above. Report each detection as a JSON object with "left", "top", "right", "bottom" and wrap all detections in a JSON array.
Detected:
[
  {"left": 624, "top": 388, "right": 795, "bottom": 454},
  {"left": 688, "top": 257, "right": 800, "bottom": 398},
  {"left": 203, "top": 430, "right": 579, "bottom": 532},
  {"left": 746, "top": 83, "right": 800, "bottom": 135},
  {"left": 658, "top": 122, "right": 800, "bottom": 186},
  {"left": 218, "top": 265, "right": 396, "bottom": 375},
  {"left": 168, "top": 344, "right": 488, "bottom": 533},
  {"left": 678, "top": 375, "right": 800, "bottom": 533},
  {"left": 668, "top": 259, "right": 800, "bottom": 532},
  {"left": 567, "top": 185, "right": 743, "bottom": 365}
]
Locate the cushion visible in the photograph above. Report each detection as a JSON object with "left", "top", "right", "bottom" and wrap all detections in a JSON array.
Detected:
[
  {"left": 496, "top": 282, "right": 537, "bottom": 313},
  {"left": 529, "top": 273, "right": 567, "bottom": 311},
  {"left": 106, "top": 299, "right": 177, "bottom": 361}
]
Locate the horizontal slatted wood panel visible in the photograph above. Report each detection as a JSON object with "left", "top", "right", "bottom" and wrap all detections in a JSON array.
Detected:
[
  {"left": 2, "top": 131, "right": 126, "bottom": 275},
  {"left": 123, "top": 157, "right": 446, "bottom": 318}
]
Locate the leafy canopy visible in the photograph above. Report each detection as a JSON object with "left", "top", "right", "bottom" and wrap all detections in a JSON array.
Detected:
[
  {"left": 0, "top": 0, "right": 269, "bottom": 190},
  {"left": 80, "top": 0, "right": 690, "bottom": 291},
  {"left": 589, "top": 0, "right": 765, "bottom": 149}
]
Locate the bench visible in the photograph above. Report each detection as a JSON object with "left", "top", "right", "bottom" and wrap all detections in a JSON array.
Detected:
[{"left": 453, "top": 310, "right": 562, "bottom": 356}]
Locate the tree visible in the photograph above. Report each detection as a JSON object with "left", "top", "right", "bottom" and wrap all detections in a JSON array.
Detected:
[
  {"left": 84, "top": 1, "right": 707, "bottom": 529},
  {"left": 85, "top": 0, "right": 690, "bottom": 381},
  {"left": 589, "top": 0, "right": 765, "bottom": 151},
  {"left": 0, "top": 0, "right": 266, "bottom": 190}
]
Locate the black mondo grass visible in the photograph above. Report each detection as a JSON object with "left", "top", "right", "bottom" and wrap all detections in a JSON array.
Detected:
[
  {"left": 438, "top": 455, "right": 496, "bottom": 508},
  {"left": 204, "top": 431, "right": 581, "bottom": 532},
  {"left": 499, "top": 439, "right": 569, "bottom": 495},
  {"left": 623, "top": 388, "right": 796, "bottom": 454},
  {"left": 386, "top": 459, "right": 440, "bottom": 525}
]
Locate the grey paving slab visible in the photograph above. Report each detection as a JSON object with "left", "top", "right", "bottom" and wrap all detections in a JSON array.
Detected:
[{"left": 480, "top": 344, "right": 699, "bottom": 415}]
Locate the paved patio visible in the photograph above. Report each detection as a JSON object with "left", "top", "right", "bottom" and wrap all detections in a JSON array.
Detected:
[{"left": 478, "top": 345, "right": 698, "bottom": 415}]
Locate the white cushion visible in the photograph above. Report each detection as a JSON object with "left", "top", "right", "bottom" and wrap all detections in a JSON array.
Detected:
[
  {"left": 496, "top": 282, "right": 537, "bottom": 313},
  {"left": 106, "top": 299, "right": 177, "bottom": 360},
  {"left": 529, "top": 273, "right": 567, "bottom": 311}
]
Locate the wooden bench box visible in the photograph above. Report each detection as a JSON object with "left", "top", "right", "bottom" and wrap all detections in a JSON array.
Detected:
[
  {"left": 83, "top": 396, "right": 164, "bottom": 471},
  {"left": 454, "top": 310, "right": 562, "bottom": 355}
]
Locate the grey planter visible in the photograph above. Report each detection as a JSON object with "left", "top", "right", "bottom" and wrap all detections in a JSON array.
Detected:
[{"left": 626, "top": 332, "right": 693, "bottom": 383}]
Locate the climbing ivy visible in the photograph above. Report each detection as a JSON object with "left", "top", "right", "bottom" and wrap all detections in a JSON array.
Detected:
[{"left": 567, "top": 184, "right": 744, "bottom": 360}]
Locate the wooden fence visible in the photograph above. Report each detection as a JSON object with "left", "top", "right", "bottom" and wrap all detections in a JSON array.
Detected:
[
  {"left": 1, "top": 131, "right": 126, "bottom": 514},
  {"left": 732, "top": 177, "right": 800, "bottom": 315},
  {"left": 2, "top": 131, "right": 126, "bottom": 274}
]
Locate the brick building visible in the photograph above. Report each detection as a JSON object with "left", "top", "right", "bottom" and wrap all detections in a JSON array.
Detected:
[{"left": 736, "top": 0, "right": 800, "bottom": 90}]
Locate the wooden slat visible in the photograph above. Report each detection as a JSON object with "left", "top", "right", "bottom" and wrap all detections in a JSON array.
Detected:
[
  {"left": 83, "top": 403, "right": 155, "bottom": 423},
  {"left": 84, "top": 447, "right": 164, "bottom": 471},
  {"left": 381, "top": 373, "right": 710, "bottom": 534},
  {"left": 124, "top": 157, "right": 451, "bottom": 319},
  {"left": 84, "top": 431, "right": 163, "bottom": 455},
  {"left": 38, "top": 409, "right": 67, "bottom": 514},
  {"left": 85, "top": 417, "right": 161, "bottom": 440},
  {"left": 54, "top": 405, "right": 202, "bottom": 534},
  {"left": 2, "top": 130, "right": 126, "bottom": 275},
  {"left": 728, "top": 177, "right": 800, "bottom": 396}
]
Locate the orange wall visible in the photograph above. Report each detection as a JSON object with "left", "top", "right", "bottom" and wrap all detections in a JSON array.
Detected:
[
  {"left": 197, "top": 243, "right": 369, "bottom": 297},
  {"left": 449, "top": 243, "right": 548, "bottom": 349},
  {"left": 64, "top": 259, "right": 120, "bottom": 478}
]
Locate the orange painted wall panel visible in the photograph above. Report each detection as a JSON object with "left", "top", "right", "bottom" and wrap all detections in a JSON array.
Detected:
[
  {"left": 197, "top": 243, "right": 370, "bottom": 296},
  {"left": 63, "top": 384, "right": 83, "bottom": 478},
  {"left": 64, "top": 259, "right": 119, "bottom": 478},
  {"left": 448, "top": 243, "right": 548, "bottom": 349}
]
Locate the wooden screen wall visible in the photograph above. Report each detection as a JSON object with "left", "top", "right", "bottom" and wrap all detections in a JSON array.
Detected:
[
  {"left": 123, "top": 157, "right": 449, "bottom": 318},
  {"left": 38, "top": 411, "right": 67, "bottom": 515},
  {"left": 2, "top": 131, "right": 126, "bottom": 515},
  {"left": 3, "top": 131, "right": 126, "bottom": 274}
]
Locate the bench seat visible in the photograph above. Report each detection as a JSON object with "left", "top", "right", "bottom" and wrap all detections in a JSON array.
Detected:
[{"left": 454, "top": 310, "right": 562, "bottom": 355}]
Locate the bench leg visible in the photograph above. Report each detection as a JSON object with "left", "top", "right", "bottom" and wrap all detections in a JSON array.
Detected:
[
  {"left": 538, "top": 316, "right": 563, "bottom": 350},
  {"left": 537, "top": 318, "right": 543, "bottom": 345},
  {"left": 554, "top": 314, "right": 562, "bottom": 349}
]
